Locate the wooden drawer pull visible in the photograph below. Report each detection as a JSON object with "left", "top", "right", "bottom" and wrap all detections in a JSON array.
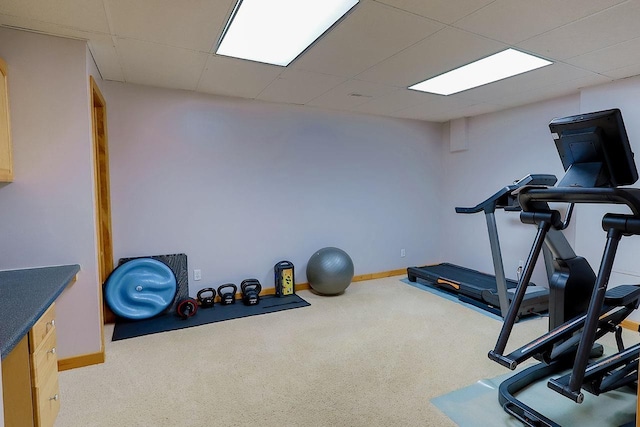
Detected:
[{"left": 49, "top": 394, "right": 59, "bottom": 401}]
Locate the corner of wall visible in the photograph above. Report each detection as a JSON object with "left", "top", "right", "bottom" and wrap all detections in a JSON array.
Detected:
[{"left": 449, "top": 117, "right": 468, "bottom": 153}]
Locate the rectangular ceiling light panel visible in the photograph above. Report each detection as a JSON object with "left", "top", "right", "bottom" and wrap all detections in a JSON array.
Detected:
[
  {"left": 409, "top": 48, "right": 552, "bottom": 95},
  {"left": 217, "top": 0, "right": 359, "bottom": 66}
]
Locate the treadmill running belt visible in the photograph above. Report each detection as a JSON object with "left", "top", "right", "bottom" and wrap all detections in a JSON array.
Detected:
[{"left": 407, "top": 262, "right": 519, "bottom": 301}]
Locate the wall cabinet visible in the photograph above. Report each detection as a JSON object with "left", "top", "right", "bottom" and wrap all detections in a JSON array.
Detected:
[
  {"left": 0, "top": 56, "right": 13, "bottom": 182},
  {"left": 2, "top": 303, "right": 60, "bottom": 427}
]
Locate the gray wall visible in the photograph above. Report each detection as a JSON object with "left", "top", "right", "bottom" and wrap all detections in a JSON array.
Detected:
[
  {"left": 103, "top": 81, "right": 444, "bottom": 292},
  {"left": 0, "top": 28, "right": 102, "bottom": 358}
]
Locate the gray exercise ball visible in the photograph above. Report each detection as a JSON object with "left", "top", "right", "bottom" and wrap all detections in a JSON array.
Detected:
[{"left": 306, "top": 247, "right": 354, "bottom": 295}]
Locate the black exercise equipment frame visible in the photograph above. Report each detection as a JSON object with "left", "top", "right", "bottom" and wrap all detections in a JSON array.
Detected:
[{"left": 488, "top": 186, "right": 640, "bottom": 425}]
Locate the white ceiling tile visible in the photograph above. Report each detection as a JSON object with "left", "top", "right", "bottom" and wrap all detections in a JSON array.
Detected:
[
  {"left": 356, "top": 26, "right": 507, "bottom": 87},
  {"left": 375, "top": 0, "right": 494, "bottom": 24},
  {"left": 434, "top": 104, "right": 506, "bottom": 122},
  {"left": 454, "top": 63, "right": 596, "bottom": 103},
  {"left": 257, "top": 69, "right": 346, "bottom": 105},
  {"left": 392, "top": 95, "right": 478, "bottom": 119},
  {"left": 306, "top": 79, "right": 397, "bottom": 110},
  {"left": 455, "top": 0, "right": 626, "bottom": 45},
  {"left": 0, "top": 0, "right": 109, "bottom": 33},
  {"left": 566, "top": 37, "right": 640, "bottom": 73},
  {"left": 393, "top": 102, "right": 501, "bottom": 122},
  {"left": 602, "top": 63, "right": 640, "bottom": 80},
  {"left": 293, "top": 2, "right": 443, "bottom": 78},
  {"left": 0, "top": 14, "right": 124, "bottom": 81},
  {"left": 518, "top": 1, "right": 640, "bottom": 60},
  {"left": 117, "top": 38, "right": 208, "bottom": 91},
  {"left": 494, "top": 75, "right": 611, "bottom": 109},
  {"left": 107, "top": 0, "right": 235, "bottom": 51},
  {"left": 88, "top": 35, "right": 124, "bottom": 81},
  {"left": 0, "top": 13, "right": 101, "bottom": 40},
  {"left": 198, "top": 55, "right": 282, "bottom": 99},
  {"left": 3, "top": 0, "right": 640, "bottom": 122},
  {"left": 353, "top": 88, "right": 429, "bottom": 115}
]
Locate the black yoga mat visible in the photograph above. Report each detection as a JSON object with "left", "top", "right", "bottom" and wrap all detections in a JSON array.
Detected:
[{"left": 112, "top": 294, "right": 310, "bottom": 341}]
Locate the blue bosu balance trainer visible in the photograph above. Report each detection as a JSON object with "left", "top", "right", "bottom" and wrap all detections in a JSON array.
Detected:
[{"left": 105, "top": 258, "right": 177, "bottom": 320}]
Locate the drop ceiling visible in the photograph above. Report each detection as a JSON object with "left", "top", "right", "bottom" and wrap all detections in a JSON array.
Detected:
[{"left": 2, "top": 0, "right": 640, "bottom": 122}]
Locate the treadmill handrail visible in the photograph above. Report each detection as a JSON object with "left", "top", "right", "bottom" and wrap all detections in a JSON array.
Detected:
[
  {"left": 456, "top": 174, "right": 558, "bottom": 215},
  {"left": 518, "top": 186, "right": 640, "bottom": 216},
  {"left": 454, "top": 174, "right": 557, "bottom": 319},
  {"left": 455, "top": 185, "right": 516, "bottom": 214}
]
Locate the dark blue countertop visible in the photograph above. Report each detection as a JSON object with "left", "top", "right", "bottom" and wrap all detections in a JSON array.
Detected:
[{"left": 0, "top": 264, "right": 80, "bottom": 359}]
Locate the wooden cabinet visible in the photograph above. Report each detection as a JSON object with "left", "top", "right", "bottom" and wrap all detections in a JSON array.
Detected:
[
  {"left": 30, "top": 304, "right": 60, "bottom": 427},
  {"left": 2, "top": 304, "right": 60, "bottom": 427},
  {"left": 0, "top": 56, "right": 13, "bottom": 182}
]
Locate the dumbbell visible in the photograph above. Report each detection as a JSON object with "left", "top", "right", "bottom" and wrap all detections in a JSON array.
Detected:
[
  {"left": 176, "top": 298, "right": 198, "bottom": 319},
  {"left": 217, "top": 283, "right": 237, "bottom": 305},
  {"left": 241, "top": 279, "right": 262, "bottom": 306},
  {"left": 197, "top": 288, "right": 216, "bottom": 308}
]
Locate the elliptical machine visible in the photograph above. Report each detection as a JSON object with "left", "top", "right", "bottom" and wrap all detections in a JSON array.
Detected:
[{"left": 487, "top": 109, "right": 640, "bottom": 426}]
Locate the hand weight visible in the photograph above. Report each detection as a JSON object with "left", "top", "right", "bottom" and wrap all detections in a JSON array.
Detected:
[
  {"left": 241, "top": 279, "right": 262, "bottom": 306},
  {"left": 176, "top": 298, "right": 198, "bottom": 319},
  {"left": 197, "top": 288, "right": 216, "bottom": 308},
  {"left": 217, "top": 283, "right": 237, "bottom": 305}
]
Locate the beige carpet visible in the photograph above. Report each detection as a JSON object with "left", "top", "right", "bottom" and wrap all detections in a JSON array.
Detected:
[{"left": 56, "top": 276, "right": 629, "bottom": 426}]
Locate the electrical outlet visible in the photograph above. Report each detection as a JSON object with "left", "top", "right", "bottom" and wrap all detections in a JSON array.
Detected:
[
  {"left": 516, "top": 261, "right": 524, "bottom": 280},
  {"left": 400, "top": 248, "right": 406, "bottom": 258},
  {"left": 194, "top": 269, "right": 202, "bottom": 281}
]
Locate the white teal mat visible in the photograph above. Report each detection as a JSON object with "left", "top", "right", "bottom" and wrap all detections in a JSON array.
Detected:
[
  {"left": 401, "top": 277, "right": 546, "bottom": 323},
  {"left": 431, "top": 368, "right": 636, "bottom": 426}
]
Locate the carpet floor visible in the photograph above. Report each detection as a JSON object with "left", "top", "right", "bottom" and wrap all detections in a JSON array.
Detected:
[{"left": 55, "top": 275, "right": 637, "bottom": 426}]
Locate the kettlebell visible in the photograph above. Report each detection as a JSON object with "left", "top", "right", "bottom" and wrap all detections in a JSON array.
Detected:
[
  {"left": 217, "top": 283, "right": 237, "bottom": 305},
  {"left": 197, "top": 287, "right": 216, "bottom": 308},
  {"left": 241, "top": 279, "right": 262, "bottom": 306}
]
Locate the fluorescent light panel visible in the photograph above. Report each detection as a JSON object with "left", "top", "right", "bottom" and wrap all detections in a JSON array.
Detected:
[
  {"left": 409, "top": 48, "right": 552, "bottom": 95},
  {"left": 217, "top": 0, "right": 359, "bottom": 66}
]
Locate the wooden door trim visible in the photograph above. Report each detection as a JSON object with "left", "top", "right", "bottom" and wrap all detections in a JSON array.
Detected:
[{"left": 90, "top": 76, "right": 114, "bottom": 353}]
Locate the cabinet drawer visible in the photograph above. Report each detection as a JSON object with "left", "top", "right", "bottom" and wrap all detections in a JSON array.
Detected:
[
  {"left": 33, "top": 371, "right": 60, "bottom": 427},
  {"left": 29, "top": 303, "right": 56, "bottom": 351},
  {"left": 30, "top": 328, "right": 57, "bottom": 387}
]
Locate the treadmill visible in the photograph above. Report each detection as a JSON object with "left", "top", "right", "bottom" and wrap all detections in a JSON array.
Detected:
[{"left": 407, "top": 174, "right": 555, "bottom": 319}]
